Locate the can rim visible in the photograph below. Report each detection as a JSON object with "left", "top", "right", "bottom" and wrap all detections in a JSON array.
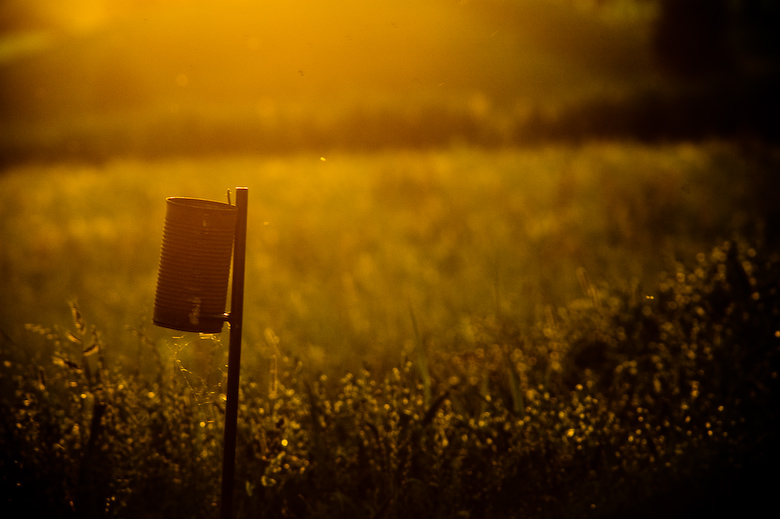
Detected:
[{"left": 166, "top": 197, "right": 237, "bottom": 211}]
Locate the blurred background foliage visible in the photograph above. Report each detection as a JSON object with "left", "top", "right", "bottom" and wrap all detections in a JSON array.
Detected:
[{"left": 0, "top": 0, "right": 777, "bottom": 167}]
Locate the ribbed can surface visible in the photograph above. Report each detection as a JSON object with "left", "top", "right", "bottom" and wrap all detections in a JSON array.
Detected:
[{"left": 153, "top": 197, "right": 237, "bottom": 333}]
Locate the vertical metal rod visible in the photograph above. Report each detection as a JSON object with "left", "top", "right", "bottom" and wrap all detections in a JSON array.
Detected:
[{"left": 221, "top": 187, "right": 248, "bottom": 519}]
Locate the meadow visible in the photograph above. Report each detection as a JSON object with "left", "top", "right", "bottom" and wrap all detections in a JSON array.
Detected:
[
  {"left": 1, "top": 141, "right": 779, "bottom": 517},
  {"left": 1, "top": 142, "right": 772, "bottom": 373}
]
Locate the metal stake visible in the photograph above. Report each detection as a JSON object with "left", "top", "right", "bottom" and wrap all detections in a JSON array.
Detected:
[{"left": 221, "top": 187, "right": 248, "bottom": 519}]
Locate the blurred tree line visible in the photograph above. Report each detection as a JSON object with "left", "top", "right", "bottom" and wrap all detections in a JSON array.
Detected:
[
  {"left": 648, "top": 0, "right": 779, "bottom": 140},
  {"left": 0, "top": 1, "right": 776, "bottom": 167},
  {"left": 652, "top": 0, "right": 779, "bottom": 81}
]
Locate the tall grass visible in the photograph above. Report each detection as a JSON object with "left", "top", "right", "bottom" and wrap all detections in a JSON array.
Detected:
[
  {"left": 1, "top": 238, "right": 778, "bottom": 518},
  {"left": 2, "top": 142, "right": 779, "bottom": 516}
]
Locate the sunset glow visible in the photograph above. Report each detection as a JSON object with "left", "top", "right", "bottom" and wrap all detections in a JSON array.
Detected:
[{"left": 1, "top": 0, "right": 656, "bottom": 154}]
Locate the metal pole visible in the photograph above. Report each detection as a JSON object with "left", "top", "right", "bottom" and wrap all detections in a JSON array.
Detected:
[{"left": 221, "top": 187, "right": 248, "bottom": 519}]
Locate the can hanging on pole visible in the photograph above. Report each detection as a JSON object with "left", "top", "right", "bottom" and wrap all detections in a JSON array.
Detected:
[
  {"left": 153, "top": 197, "right": 238, "bottom": 333},
  {"left": 152, "top": 188, "right": 250, "bottom": 519}
]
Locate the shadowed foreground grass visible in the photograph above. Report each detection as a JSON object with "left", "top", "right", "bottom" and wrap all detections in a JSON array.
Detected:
[{"left": 1, "top": 239, "right": 778, "bottom": 518}]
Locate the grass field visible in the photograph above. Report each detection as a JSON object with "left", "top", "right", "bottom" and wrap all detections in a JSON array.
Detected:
[
  {"left": 2, "top": 142, "right": 780, "bottom": 517},
  {"left": 0, "top": 142, "right": 769, "bottom": 372}
]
